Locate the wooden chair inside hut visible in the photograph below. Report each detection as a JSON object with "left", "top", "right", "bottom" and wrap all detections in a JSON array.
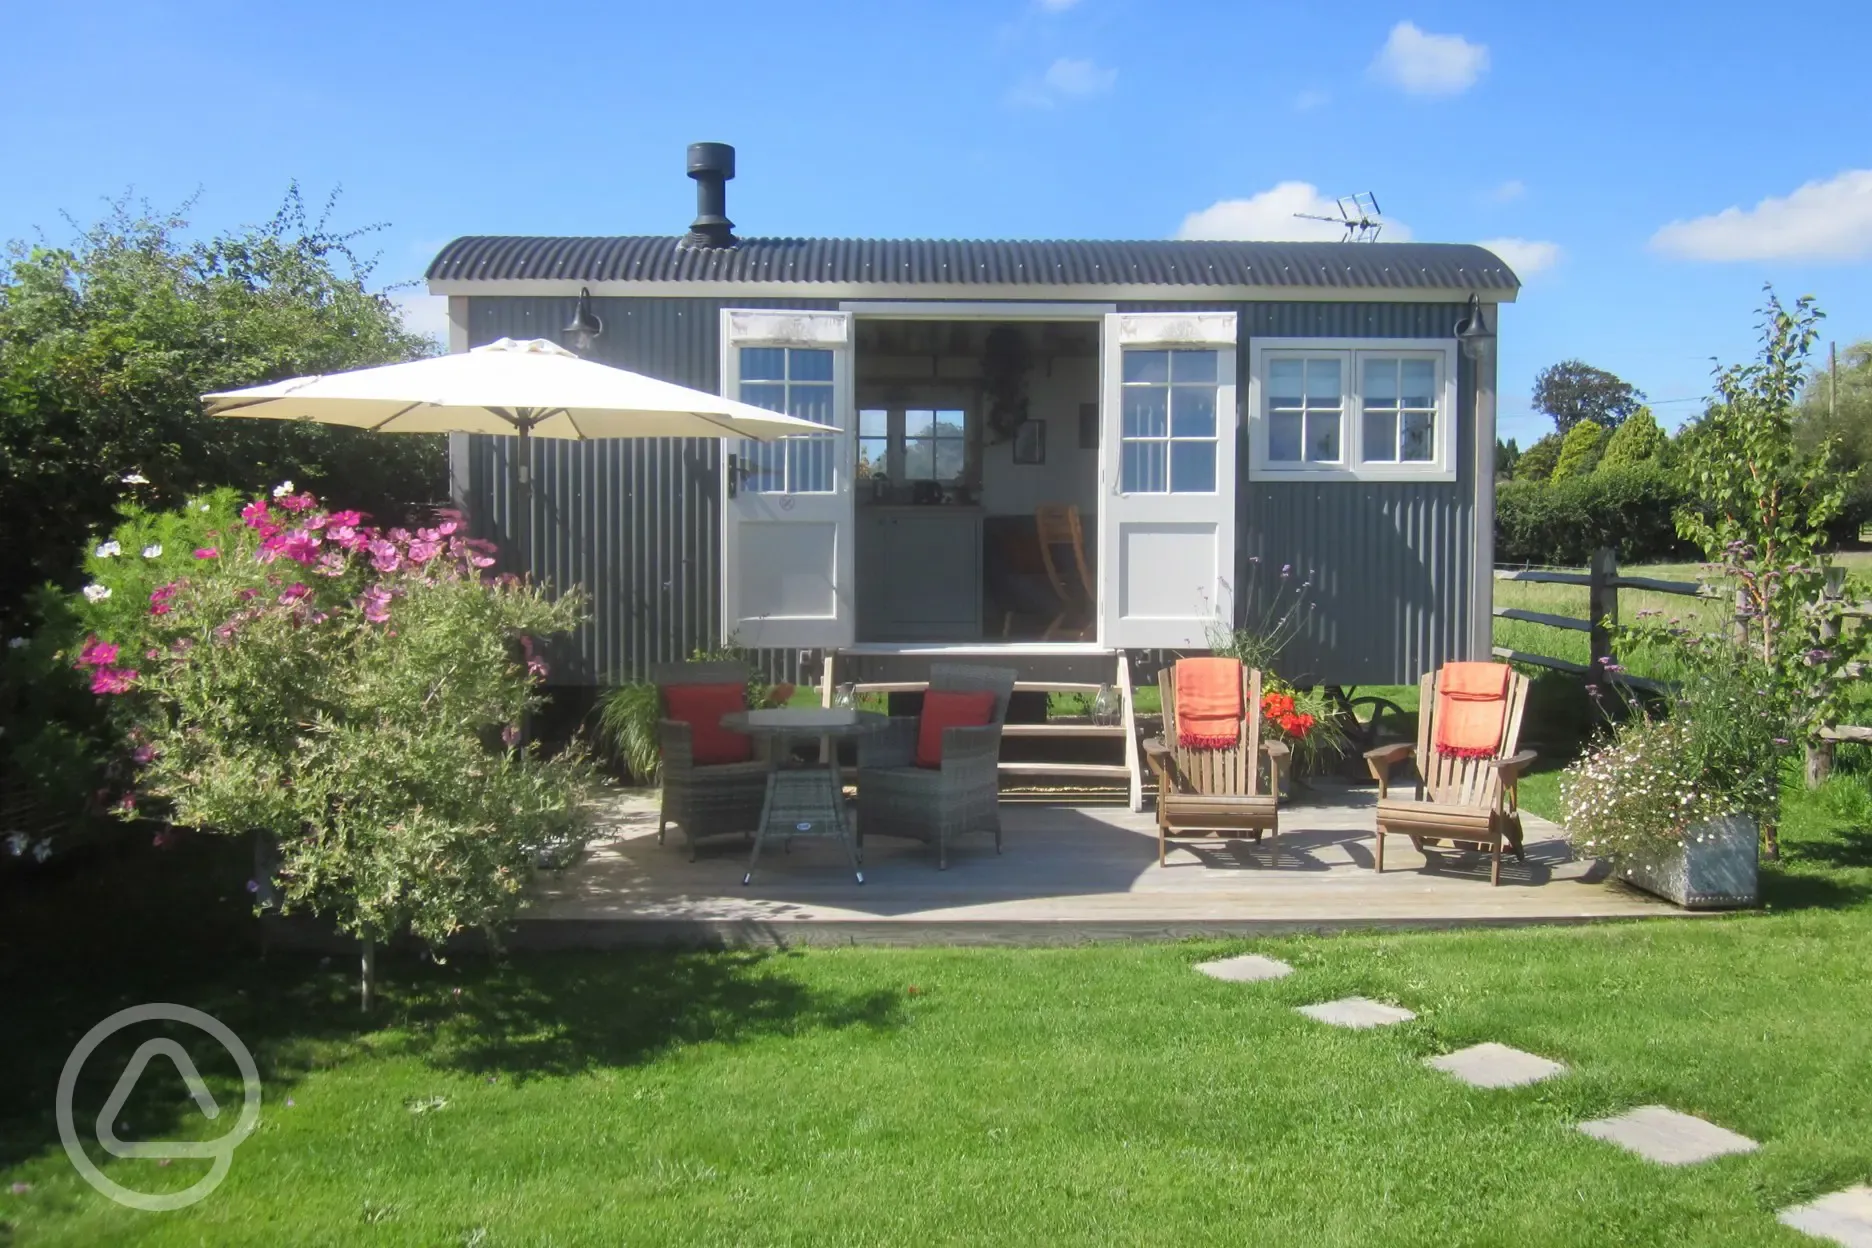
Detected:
[
  {"left": 855, "top": 663, "right": 1017, "bottom": 869},
  {"left": 1143, "top": 658, "right": 1288, "bottom": 867},
  {"left": 1035, "top": 503, "right": 1094, "bottom": 641},
  {"left": 652, "top": 660, "right": 773, "bottom": 861},
  {"left": 1365, "top": 661, "right": 1536, "bottom": 886}
]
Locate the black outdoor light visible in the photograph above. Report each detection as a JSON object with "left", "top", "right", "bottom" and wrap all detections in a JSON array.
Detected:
[
  {"left": 1455, "top": 292, "right": 1493, "bottom": 360},
  {"left": 564, "top": 286, "right": 603, "bottom": 352}
]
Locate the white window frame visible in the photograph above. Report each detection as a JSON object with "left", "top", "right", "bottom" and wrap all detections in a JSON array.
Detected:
[{"left": 1246, "top": 337, "right": 1459, "bottom": 483}]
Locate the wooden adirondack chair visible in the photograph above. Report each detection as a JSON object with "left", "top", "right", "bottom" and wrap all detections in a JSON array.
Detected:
[
  {"left": 1142, "top": 661, "right": 1289, "bottom": 867},
  {"left": 1365, "top": 663, "right": 1536, "bottom": 886}
]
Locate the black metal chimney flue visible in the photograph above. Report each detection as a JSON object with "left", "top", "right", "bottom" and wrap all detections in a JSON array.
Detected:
[{"left": 683, "top": 142, "right": 737, "bottom": 248}]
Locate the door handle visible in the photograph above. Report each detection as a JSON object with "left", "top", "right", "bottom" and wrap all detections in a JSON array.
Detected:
[{"left": 727, "top": 452, "right": 741, "bottom": 499}]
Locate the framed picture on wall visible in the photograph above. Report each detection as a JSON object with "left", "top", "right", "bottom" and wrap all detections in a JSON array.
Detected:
[{"left": 1013, "top": 419, "right": 1046, "bottom": 465}]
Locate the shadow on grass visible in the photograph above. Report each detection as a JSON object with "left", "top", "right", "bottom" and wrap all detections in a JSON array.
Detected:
[{"left": 0, "top": 831, "right": 903, "bottom": 1174}]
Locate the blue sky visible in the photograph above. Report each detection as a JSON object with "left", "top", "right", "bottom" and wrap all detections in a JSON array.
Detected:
[{"left": 4, "top": 0, "right": 1869, "bottom": 446}]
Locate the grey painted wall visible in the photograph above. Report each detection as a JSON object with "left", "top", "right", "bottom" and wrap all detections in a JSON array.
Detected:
[{"left": 459, "top": 295, "right": 1480, "bottom": 686}]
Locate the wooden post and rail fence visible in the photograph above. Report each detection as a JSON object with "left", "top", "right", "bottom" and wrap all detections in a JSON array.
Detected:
[{"left": 1493, "top": 549, "right": 1870, "bottom": 788}]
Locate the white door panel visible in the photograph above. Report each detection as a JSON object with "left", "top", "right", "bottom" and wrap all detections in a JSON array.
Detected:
[
  {"left": 1098, "top": 313, "right": 1239, "bottom": 649},
  {"left": 720, "top": 310, "right": 855, "bottom": 649}
]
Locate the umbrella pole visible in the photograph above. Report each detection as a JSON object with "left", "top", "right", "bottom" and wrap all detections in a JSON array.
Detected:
[{"left": 511, "top": 420, "right": 532, "bottom": 578}]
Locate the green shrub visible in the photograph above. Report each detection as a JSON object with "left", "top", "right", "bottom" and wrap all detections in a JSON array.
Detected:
[
  {"left": 1495, "top": 464, "right": 1694, "bottom": 565},
  {"left": 596, "top": 682, "right": 662, "bottom": 783},
  {"left": 1514, "top": 433, "right": 1561, "bottom": 481},
  {"left": 1550, "top": 419, "right": 1606, "bottom": 480},
  {"left": 1598, "top": 406, "right": 1667, "bottom": 469}
]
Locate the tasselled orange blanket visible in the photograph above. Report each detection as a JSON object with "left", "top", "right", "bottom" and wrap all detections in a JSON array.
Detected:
[
  {"left": 1433, "top": 661, "right": 1511, "bottom": 759},
  {"left": 1175, "top": 657, "right": 1242, "bottom": 750}
]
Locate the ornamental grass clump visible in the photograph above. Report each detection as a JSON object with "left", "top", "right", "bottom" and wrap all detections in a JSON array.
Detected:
[
  {"left": 69, "top": 485, "right": 593, "bottom": 1005},
  {"left": 1560, "top": 638, "right": 1782, "bottom": 862}
]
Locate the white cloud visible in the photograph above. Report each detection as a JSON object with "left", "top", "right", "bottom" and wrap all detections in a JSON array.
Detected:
[
  {"left": 1477, "top": 237, "right": 1562, "bottom": 279},
  {"left": 1293, "top": 88, "right": 1330, "bottom": 112},
  {"left": 392, "top": 292, "right": 449, "bottom": 345},
  {"left": 1010, "top": 57, "right": 1117, "bottom": 108},
  {"left": 1649, "top": 169, "right": 1872, "bottom": 262},
  {"left": 1176, "top": 182, "right": 1412, "bottom": 243},
  {"left": 1489, "top": 179, "right": 1526, "bottom": 203},
  {"left": 1370, "top": 21, "right": 1488, "bottom": 96}
]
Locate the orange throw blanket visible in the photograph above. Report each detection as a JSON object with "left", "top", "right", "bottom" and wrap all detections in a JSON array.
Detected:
[
  {"left": 1176, "top": 657, "right": 1243, "bottom": 750},
  {"left": 1434, "top": 661, "right": 1511, "bottom": 759}
]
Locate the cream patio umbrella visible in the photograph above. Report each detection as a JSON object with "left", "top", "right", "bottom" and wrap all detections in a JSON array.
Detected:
[{"left": 202, "top": 336, "right": 826, "bottom": 559}]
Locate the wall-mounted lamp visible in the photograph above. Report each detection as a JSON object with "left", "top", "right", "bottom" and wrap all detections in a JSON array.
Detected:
[
  {"left": 564, "top": 287, "right": 603, "bottom": 352},
  {"left": 1455, "top": 293, "right": 1493, "bottom": 360}
]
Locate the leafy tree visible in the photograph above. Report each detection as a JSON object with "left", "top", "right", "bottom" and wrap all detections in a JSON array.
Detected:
[
  {"left": 0, "top": 190, "right": 443, "bottom": 629},
  {"left": 1550, "top": 419, "right": 1606, "bottom": 480},
  {"left": 1532, "top": 359, "right": 1646, "bottom": 433},
  {"left": 1794, "top": 339, "right": 1872, "bottom": 468},
  {"left": 1494, "top": 437, "right": 1520, "bottom": 478},
  {"left": 1514, "top": 433, "right": 1561, "bottom": 481},
  {"left": 1598, "top": 405, "right": 1668, "bottom": 469}
]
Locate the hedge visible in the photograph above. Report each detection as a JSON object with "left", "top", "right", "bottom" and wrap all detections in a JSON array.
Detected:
[{"left": 1495, "top": 464, "right": 1695, "bottom": 565}]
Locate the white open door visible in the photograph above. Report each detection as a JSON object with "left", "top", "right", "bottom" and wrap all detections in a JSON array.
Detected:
[
  {"left": 1097, "top": 312, "right": 1239, "bottom": 649},
  {"left": 720, "top": 309, "right": 855, "bottom": 649}
]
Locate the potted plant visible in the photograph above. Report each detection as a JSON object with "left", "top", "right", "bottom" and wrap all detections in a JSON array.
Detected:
[{"left": 1559, "top": 639, "right": 1781, "bottom": 908}]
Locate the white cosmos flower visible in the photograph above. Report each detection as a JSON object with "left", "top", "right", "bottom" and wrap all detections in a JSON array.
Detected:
[
  {"left": 198, "top": 502, "right": 211, "bottom": 512},
  {"left": 272, "top": 480, "right": 295, "bottom": 498},
  {"left": 141, "top": 543, "right": 163, "bottom": 559},
  {"left": 95, "top": 541, "right": 122, "bottom": 558},
  {"left": 5, "top": 637, "right": 26, "bottom": 649},
  {"left": 121, "top": 472, "right": 149, "bottom": 485},
  {"left": 82, "top": 584, "right": 111, "bottom": 603}
]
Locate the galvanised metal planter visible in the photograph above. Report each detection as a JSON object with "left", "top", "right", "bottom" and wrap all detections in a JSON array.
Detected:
[{"left": 1616, "top": 814, "right": 1760, "bottom": 909}]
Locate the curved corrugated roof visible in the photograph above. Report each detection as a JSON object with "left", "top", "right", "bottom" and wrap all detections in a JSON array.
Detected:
[{"left": 425, "top": 236, "right": 1520, "bottom": 293}]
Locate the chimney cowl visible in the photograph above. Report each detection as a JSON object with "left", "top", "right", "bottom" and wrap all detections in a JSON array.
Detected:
[{"left": 683, "top": 142, "right": 737, "bottom": 249}]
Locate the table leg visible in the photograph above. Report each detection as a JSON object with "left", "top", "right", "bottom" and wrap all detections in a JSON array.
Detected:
[{"left": 743, "top": 772, "right": 780, "bottom": 886}]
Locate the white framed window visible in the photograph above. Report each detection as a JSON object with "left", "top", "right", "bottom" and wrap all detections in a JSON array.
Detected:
[
  {"left": 1120, "top": 348, "right": 1223, "bottom": 493},
  {"left": 857, "top": 406, "right": 968, "bottom": 482},
  {"left": 1247, "top": 338, "right": 1458, "bottom": 482},
  {"left": 735, "top": 345, "right": 837, "bottom": 494}
]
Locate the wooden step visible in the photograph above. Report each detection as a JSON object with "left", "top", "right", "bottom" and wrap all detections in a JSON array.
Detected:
[
  {"left": 1001, "top": 722, "right": 1127, "bottom": 737},
  {"left": 997, "top": 761, "right": 1132, "bottom": 778}
]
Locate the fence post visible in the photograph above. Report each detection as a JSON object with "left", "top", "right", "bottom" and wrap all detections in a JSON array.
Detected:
[
  {"left": 1588, "top": 547, "right": 1618, "bottom": 684},
  {"left": 1806, "top": 568, "right": 1846, "bottom": 788}
]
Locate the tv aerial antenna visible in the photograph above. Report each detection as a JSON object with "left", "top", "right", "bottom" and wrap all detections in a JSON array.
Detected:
[{"left": 1294, "top": 192, "right": 1385, "bottom": 242}]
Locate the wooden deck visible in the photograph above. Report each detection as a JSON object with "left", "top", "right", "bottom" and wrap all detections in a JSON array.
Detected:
[{"left": 517, "top": 781, "right": 1684, "bottom": 947}]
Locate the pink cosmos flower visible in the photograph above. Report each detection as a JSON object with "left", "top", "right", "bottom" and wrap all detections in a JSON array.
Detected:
[
  {"left": 279, "top": 531, "right": 320, "bottom": 565},
  {"left": 519, "top": 635, "right": 548, "bottom": 679},
  {"left": 279, "top": 583, "right": 312, "bottom": 604},
  {"left": 327, "top": 510, "right": 364, "bottom": 528},
  {"left": 132, "top": 744, "right": 157, "bottom": 765},
  {"left": 305, "top": 511, "right": 330, "bottom": 531},
  {"left": 388, "top": 527, "right": 413, "bottom": 543},
  {"left": 114, "top": 793, "right": 138, "bottom": 815},
  {"left": 278, "top": 492, "right": 317, "bottom": 513},
  {"left": 436, "top": 519, "right": 460, "bottom": 537},
  {"left": 407, "top": 539, "right": 441, "bottom": 565},
  {"left": 237, "top": 588, "right": 258, "bottom": 601},
  {"left": 314, "top": 551, "right": 348, "bottom": 577},
  {"left": 368, "top": 539, "right": 401, "bottom": 574},
  {"left": 193, "top": 547, "right": 219, "bottom": 560},
  {"left": 90, "top": 667, "right": 137, "bottom": 695},
  {"left": 78, "top": 637, "right": 120, "bottom": 668},
  {"left": 359, "top": 585, "right": 393, "bottom": 623},
  {"left": 240, "top": 499, "right": 269, "bottom": 528},
  {"left": 501, "top": 724, "right": 520, "bottom": 747}
]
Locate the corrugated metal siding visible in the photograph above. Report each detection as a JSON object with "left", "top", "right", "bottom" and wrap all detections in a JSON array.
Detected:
[
  {"left": 430, "top": 236, "right": 1519, "bottom": 294},
  {"left": 459, "top": 297, "right": 836, "bottom": 684},
  {"left": 466, "top": 296, "right": 1478, "bottom": 686}
]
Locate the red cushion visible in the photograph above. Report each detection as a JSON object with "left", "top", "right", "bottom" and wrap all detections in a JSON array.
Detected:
[
  {"left": 915, "top": 690, "right": 997, "bottom": 769},
  {"left": 662, "top": 683, "right": 753, "bottom": 765}
]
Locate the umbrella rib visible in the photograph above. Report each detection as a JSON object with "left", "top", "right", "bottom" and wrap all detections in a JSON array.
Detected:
[{"left": 366, "top": 401, "right": 428, "bottom": 432}]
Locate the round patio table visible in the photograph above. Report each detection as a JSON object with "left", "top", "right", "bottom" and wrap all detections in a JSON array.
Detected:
[{"left": 721, "top": 708, "right": 888, "bottom": 886}]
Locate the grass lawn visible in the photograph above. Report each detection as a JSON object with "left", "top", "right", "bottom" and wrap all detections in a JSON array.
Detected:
[{"left": 4, "top": 765, "right": 1871, "bottom": 1246}]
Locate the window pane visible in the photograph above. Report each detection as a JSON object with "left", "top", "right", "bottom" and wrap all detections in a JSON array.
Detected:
[
  {"left": 1362, "top": 357, "right": 1398, "bottom": 403},
  {"left": 859, "top": 408, "right": 889, "bottom": 437},
  {"left": 1268, "top": 411, "right": 1302, "bottom": 462},
  {"left": 1123, "top": 350, "right": 1170, "bottom": 384},
  {"left": 1401, "top": 359, "right": 1437, "bottom": 409},
  {"left": 857, "top": 437, "right": 888, "bottom": 479},
  {"left": 740, "top": 439, "right": 784, "bottom": 493},
  {"left": 904, "top": 434, "right": 935, "bottom": 481},
  {"left": 1171, "top": 350, "right": 1218, "bottom": 383},
  {"left": 1305, "top": 410, "right": 1341, "bottom": 462},
  {"left": 1362, "top": 409, "right": 1398, "bottom": 462},
  {"left": 1170, "top": 441, "right": 1216, "bottom": 492},
  {"left": 788, "top": 383, "right": 834, "bottom": 427},
  {"left": 1122, "top": 387, "right": 1168, "bottom": 438},
  {"left": 1267, "top": 358, "right": 1304, "bottom": 404},
  {"left": 741, "top": 382, "right": 786, "bottom": 414},
  {"left": 934, "top": 436, "right": 966, "bottom": 480},
  {"left": 788, "top": 435, "right": 834, "bottom": 492},
  {"left": 1121, "top": 441, "right": 1166, "bottom": 492},
  {"left": 788, "top": 349, "right": 834, "bottom": 382},
  {"left": 904, "top": 409, "right": 936, "bottom": 439},
  {"left": 1400, "top": 410, "right": 1435, "bottom": 461},
  {"left": 1171, "top": 385, "right": 1216, "bottom": 438},
  {"left": 740, "top": 347, "right": 786, "bottom": 381},
  {"left": 934, "top": 410, "right": 966, "bottom": 435},
  {"left": 1305, "top": 358, "right": 1343, "bottom": 402}
]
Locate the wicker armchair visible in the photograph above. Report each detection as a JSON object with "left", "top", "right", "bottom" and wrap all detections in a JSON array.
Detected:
[
  {"left": 652, "top": 661, "right": 773, "bottom": 860},
  {"left": 856, "top": 664, "right": 1017, "bottom": 869}
]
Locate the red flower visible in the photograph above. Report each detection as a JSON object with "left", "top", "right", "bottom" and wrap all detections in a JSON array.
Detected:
[
  {"left": 77, "top": 637, "right": 120, "bottom": 668},
  {"left": 240, "top": 499, "right": 270, "bottom": 529}
]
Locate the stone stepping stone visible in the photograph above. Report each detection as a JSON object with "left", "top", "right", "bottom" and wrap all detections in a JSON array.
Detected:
[
  {"left": 1576, "top": 1105, "right": 1760, "bottom": 1165},
  {"left": 1296, "top": 997, "right": 1415, "bottom": 1029},
  {"left": 1779, "top": 1186, "right": 1872, "bottom": 1246},
  {"left": 1195, "top": 954, "right": 1293, "bottom": 983},
  {"left": 1424, "top": 1042, "right": 1567, "bottom": 1089}
]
